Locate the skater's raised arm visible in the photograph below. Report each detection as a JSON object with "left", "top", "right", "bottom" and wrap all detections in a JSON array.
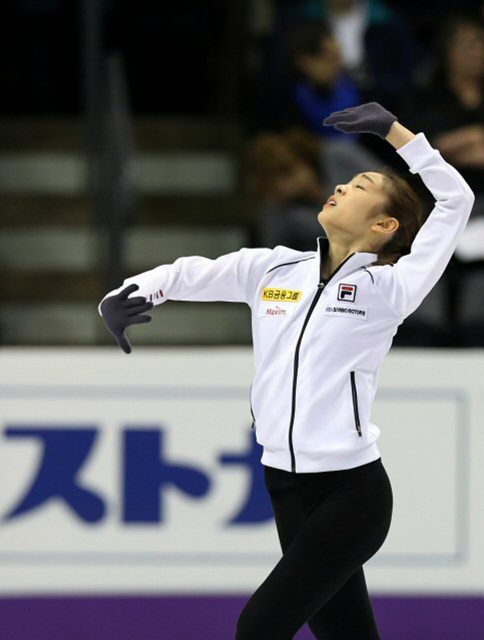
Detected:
[{"left": 323, "top": 102, "right": 475, "bottom": 318}]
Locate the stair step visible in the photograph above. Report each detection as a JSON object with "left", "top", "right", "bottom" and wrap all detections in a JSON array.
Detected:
[
  {"left": 0, "top": 225, "right": 247, "bottom": 297},
  {"left": 137, "top": 195, "right": 255, "bottom": 225},
  {"left": 0, "top": 152, "right": 236, "bottom": 194},
  {"left": 133, "top": 118, "right": 242, "bottom": 152},
  {"left": 132, "top": 152, "right": 236, "bottom": 194},
  {"left": 0, "top": 226, "right": 247, "bottom": 272},
  {"left": 0, "top": 153, "right": 85, "bottom": 194},
  {"left": 0, "top": 118, "right": 83, "bottom": 152},
  {"left": 0, "top": 228, "right": 98, "bottom": 271},
  {"left": 126, "top": 227, "right": 247, "bottom": 270},
  {"left": 0, "top": 117, "right": 241, "bottom": 152},
  {"left": 0, "top": 271, "right": 104, "bottom": 302},
  {"left": 0, "top": 301, "right": 251, "bottom": 345},
  {"left": 0, "top": 115, "right": 249, "bottom": 346},
  {"left": 0, "top": 303, "right": 99, "bottom": 345},
  {"left": 0, "top": 195, "right": 255, "bottom": 227},
  {"left": 0, "top": 195, "right": 91, "bottom": 227}
]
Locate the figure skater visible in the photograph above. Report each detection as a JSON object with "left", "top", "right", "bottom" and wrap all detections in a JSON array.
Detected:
[{"left": 99, "top": 103, "right": 474, "bottom": 639}]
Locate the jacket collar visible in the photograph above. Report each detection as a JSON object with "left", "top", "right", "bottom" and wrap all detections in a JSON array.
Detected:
[{"left": 316, "top": 236, "right": 378, "bottom": 282}]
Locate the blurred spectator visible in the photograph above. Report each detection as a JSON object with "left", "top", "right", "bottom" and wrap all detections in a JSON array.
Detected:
[
  {"left": 402, "top": 15, "right": 484, "bottom": 217},
  {"left": 381, "top": 0, "right": 480, "bottom": 55},
  {"left": 402, "top": 13, "right": 484, "bottom": 345},
  {"left": 249, "top": 21, "right": 361, "bottom": 137},
  {"left": 246, "top": 129, "right": 324, "bottom": 250},
  {"left": 273, "top": 0, "right": 420, "bottom": 111},
  {"left": 245, "top": 127, "right": 380, "bottom": 250}
]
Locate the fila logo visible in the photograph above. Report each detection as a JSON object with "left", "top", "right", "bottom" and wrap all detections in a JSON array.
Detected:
[{"left": 337, "top": 283, "right": 357, "bottom": 302}]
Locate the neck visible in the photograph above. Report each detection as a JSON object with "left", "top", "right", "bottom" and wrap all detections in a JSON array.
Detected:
[
  {"left": 322, "top": 236, "right": 378, "bottom": 279},
  {"left": 322, "top": 244, "right": 354, "bottom": 279}
]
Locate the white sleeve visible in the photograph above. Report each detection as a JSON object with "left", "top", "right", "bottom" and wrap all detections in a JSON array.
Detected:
[
  {"left": 373, "top": 133, "right": 475, "bottom": 319},
  {"left": 98, "top": 246, "right": 302, "bottom": 313}
]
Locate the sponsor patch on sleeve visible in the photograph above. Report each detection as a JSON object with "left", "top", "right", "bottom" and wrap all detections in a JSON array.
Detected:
[
  {"left": 261, "top": 288, "right": 302, "bottom": 302},
  {"left": 149, "top": 290, "right": 164, "bottom": 302}
]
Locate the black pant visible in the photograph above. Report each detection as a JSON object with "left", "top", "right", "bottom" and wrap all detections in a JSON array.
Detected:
[{"left": 236, "top": 458, "right": 393, "bottom": 640}]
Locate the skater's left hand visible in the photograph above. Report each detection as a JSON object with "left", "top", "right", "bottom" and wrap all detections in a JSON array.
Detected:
[{"left": 100, "top": 283, "right": 153, "bottom": 354}]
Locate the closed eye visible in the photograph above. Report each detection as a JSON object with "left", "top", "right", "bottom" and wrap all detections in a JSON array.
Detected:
[{"left": 356, "top": 185, "right": 365, "bottom": 190}]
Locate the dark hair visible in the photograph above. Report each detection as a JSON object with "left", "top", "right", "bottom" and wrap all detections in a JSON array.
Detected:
[
  {"left": 283, "top": 21, "right": 334, "bottom": 78},
  {"left": 245, "top": 128, "right": 323, "bottom": 196},
  {"left": 375, "top": 168, "right": 423, "bottom": 265}
]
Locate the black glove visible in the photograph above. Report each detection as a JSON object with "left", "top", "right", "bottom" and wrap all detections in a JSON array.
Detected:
[
  {"left": 323, "top": 102, "right": 397, "bottom": 139},
  {"left": 100, "top": 283, "right": 153, "bottom": 354}
]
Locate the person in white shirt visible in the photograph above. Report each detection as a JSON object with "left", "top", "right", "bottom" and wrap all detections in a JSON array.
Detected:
[{"left": 100, "top": 103, "right": 474, "bottom": 639}]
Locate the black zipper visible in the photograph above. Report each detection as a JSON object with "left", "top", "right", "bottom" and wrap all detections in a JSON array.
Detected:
[
  {"left": 288, "top": 286, "right": 324, "bottom": 472},
  {"left": 287, "top": 249, "right": 355, "bottom": 473},
  {"left": 350, "top": 371, "right": 362, "bottom": 437}
]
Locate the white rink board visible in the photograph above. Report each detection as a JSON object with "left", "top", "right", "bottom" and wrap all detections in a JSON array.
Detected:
[{"left": 0, "top": 347, "right": 483, "bottom": 596}]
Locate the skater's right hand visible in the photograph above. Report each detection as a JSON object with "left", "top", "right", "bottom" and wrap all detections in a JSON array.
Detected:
[
  {"left": 323, "top": 102, "right": 397, "bottom": 139},
  {"left": 100, "top": 284, "right": 153, "bottom": 354}
]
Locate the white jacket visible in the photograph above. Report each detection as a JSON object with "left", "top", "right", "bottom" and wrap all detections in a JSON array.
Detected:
[{"left": 100, "top": 134, "right": 474, "bottom": 473}]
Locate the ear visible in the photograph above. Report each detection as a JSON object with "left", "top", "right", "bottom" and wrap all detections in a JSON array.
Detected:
[{"left": 372, "top": 217, "right": 400, "bottom": 236}]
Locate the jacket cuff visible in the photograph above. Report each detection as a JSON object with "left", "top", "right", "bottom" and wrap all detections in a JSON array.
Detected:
[{"left": 396, "top": 132, "right": 436, "bottom": 173}]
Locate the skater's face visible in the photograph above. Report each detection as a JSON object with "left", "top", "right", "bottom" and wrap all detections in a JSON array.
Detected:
[{"left": 318, "top": 172, "right": 399, "bottom": 248}]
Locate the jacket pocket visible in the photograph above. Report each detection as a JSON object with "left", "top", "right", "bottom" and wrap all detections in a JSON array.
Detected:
[
  {"left": 350, "top": 371, "right": 362, "bottom": 438},
  {"left": 249, "top": 384, "right": 256, "bottom": 431}
]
